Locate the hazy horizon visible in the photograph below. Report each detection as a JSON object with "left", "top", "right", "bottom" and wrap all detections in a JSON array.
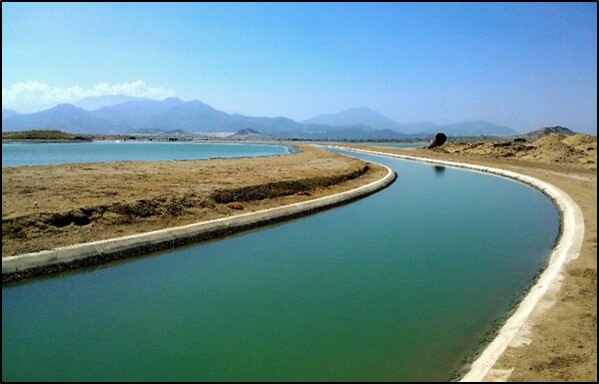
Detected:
[{"left": 2, "top": 3, "right": 597, "bottom": 134}]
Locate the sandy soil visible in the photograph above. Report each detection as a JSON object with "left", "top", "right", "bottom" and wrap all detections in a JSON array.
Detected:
[
  {"left": 2, "top": 145, "right": 386, "bottom": 257},
  {"left": 439, "top": 133, "right": 596, "bottom": 169},
  {"left": 344, "top": 142, "right": 596, "bottom": 382}
]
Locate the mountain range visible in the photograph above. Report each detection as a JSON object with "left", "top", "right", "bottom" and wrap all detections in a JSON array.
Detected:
[
  {"left": 305, "top": 107, "right": 516, "bottom": 135},
  {"left": 2, "top": 97, "right": 518, "bottom": 139},
  {"left": 73, "top": 95, "right": 151, "bottom": 111}
]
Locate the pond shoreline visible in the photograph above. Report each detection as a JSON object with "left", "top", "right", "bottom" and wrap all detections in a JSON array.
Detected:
[{"left": 1, "top": 140, "right": 293, "bottom": 167}]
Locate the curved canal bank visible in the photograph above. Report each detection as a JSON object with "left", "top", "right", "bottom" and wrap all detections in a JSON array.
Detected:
[
  {"left": 3, "top": 145, "right": 386, "bottom": 258},
  {"left": 2, "top": 148, "right": 560, "bottom": 381},
  {"left": 333, "top": 145, "right": 585, "bottom": 382},
  {"left": 2, "top": 162, "right": 396, "bottom": 282}
]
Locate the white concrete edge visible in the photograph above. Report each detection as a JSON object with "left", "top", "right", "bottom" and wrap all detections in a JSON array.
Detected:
[
  {"left": 2, "top": 159, "right": 396, "bottom": 276},
  {"left": 331, "top": 145, "right": 585, "bottom": 383}
]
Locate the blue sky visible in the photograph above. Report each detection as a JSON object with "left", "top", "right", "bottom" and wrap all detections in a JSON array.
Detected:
[{"left": 2, "top": 2, "right": 597, "bottom": 133}]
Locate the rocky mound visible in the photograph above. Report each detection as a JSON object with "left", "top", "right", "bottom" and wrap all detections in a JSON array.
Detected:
[
  {"left": 519, "top": 126, "right": 575, "bottom": 141},
  {"left": 228, "top": 128, "right": 265, "bottom": 138}
]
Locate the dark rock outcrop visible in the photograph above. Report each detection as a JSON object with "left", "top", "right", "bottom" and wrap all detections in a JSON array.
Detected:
[{"left": 428, "top": 132, "right": 447, "bottom": 149}]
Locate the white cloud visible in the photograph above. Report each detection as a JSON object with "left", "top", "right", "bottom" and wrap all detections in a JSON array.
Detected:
[{"left": 2, "top": 80, "right": 176, "bottom": 112}]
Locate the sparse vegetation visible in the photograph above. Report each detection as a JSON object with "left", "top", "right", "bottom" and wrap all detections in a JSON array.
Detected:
[{"left": 2, "top": 130, "right": 92, "bottom": 141}]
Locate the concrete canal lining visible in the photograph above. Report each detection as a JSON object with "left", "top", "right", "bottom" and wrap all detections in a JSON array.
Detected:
[
  {"left": 2, "top": 161, "right": 396, "bottom": 283},
  {"left": 331, "top": 145, "right": 585, "bottom": 382}
]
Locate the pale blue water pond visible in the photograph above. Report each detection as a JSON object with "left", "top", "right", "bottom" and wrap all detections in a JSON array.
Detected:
[{"left": 2, "top": 141, "right": 290, "bottom": 167}]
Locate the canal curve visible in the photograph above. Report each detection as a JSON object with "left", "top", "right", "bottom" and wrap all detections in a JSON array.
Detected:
[{"left": 2, "top": 149, "right": 559, "bottom": 381}]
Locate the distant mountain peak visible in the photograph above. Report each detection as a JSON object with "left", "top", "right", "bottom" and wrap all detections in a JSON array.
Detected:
[
  {"left": 307, "top": 106, "right": 391, "bottom": 119},
  {"left": 304, "top": 107, "right": 398, "bottom": 131},
  {"left": 342, "top": 106, "right": 380, "bottom": 113},
  {"left": 228, "top": 128, "right": 265, "bottom": 138},
  {"left": 54, "top": 103, "right": 76, "bottom": 108},
  {"left": 74, "top": 94, "right": 151, "bottom": 110},
  {"left": 540, "top": 126, "right": 573, "bottom": 133},
  {"left": 519, "top": 126, "right": 576, "bottom": 141},
  {"left": 2, "top": 109, "right": 21, "bottom": 119},
  {"left": 51, "top": 103, "right": 84, "bottom": 112},
  {"left": 235, "top": 128, "right": 259, "bottom": 135}
]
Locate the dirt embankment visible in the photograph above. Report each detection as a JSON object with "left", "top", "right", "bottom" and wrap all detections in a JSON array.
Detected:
[
  {"left": 344, "top": 142, "right": 596, "bottom": 382},
  {"left": 2, "top": 146, "right": 386, "bottom": 257},
  {"left": 436, "top": 133, "right": 596, "bottom": 169}
]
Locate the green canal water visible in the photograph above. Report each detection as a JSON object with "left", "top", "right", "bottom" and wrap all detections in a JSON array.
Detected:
[{"left": 2, "top": 150, "right": 559, "bottom": 381}]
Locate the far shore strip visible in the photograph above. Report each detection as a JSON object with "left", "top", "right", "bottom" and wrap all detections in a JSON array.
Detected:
[{"left": 332, "top": 145, "right": 585, "bottom": 382}]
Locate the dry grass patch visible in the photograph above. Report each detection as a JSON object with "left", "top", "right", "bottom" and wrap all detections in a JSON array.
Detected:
[{"left": 2, "top": 145, "right": 386, "bottom": 256}]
